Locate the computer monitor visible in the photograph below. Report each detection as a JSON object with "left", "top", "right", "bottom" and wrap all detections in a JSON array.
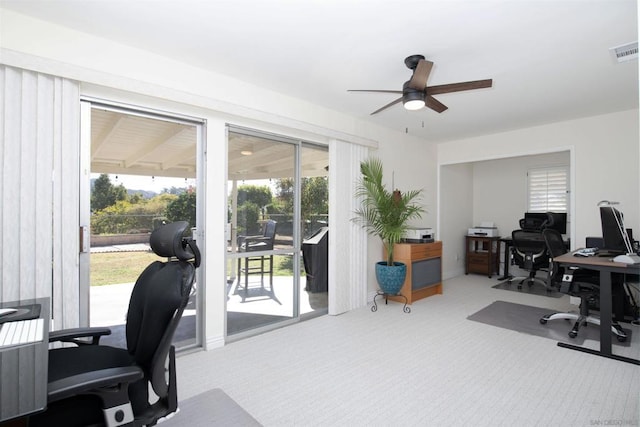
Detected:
[
  {"left": 599, "top": 206, "right": 633, "bottom": 254},
  {"left": 522, "top": 212, "right": 547, "bottom": 231},
  {"left": 523, "top": 212, "right": 567, "bottom": 234}
]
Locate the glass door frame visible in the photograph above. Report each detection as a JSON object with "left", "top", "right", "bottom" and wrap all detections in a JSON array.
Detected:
[
  {"left": 226, "top": 125, "right": 314, "bottom": 338},
  {"left": 79, "top": 97, "right": 206, "bottom": 350}
]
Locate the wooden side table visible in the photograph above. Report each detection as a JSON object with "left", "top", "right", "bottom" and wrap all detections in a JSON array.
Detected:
[
  {"left": 385, "top": 241, "right": 443, "bottom": 305},
  {"left": 465, "top": 235, "right": 501, "bottom": 278}
]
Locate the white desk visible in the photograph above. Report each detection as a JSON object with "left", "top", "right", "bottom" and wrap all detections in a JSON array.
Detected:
[{"left": 0, "top": 298, "right": 50, "bottom": 423}]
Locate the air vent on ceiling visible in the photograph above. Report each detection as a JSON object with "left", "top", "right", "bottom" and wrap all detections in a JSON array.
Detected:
[{"left": 610, "top": 41, "right": 638, "bottom": 63}]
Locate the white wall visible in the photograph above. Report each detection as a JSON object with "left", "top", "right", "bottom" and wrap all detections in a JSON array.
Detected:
[
  {"left": 365, "top": 137, "right": 439, "bottom": 293},
  {"left": 439, "top": 163, "right": 473, "bottom": 278}
]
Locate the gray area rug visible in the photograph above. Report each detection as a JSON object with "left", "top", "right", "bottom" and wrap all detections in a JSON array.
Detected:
[
  {"left": 467, "top": 300, "right": 632, "bottom": 346},
  {"left": 492, "top": 280, "right": 562, "bottom": 298},
  {"left": 160, "top": 388, "right": 262, "bottom": 427}
]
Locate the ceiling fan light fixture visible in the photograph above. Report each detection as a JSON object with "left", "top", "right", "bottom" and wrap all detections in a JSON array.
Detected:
[
  {"left": 402, "top": 80, "right": 425, "bottom": 110},
  {"left": 403, "top": 90, "right": 425, "bottom": 110}
]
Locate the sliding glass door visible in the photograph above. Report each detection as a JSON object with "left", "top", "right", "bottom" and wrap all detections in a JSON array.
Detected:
[
  {"left": 81, "top": 100, "right": 204, "bottom": 350},
  {"left": 226, "top": 127, "right": 328, "bottom": 337}
]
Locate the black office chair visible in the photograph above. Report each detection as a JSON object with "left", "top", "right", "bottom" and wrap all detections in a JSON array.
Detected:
[
  {"left": 236, "top": 219, "right": 278, "bottom": 302},
  {"left": 539, "top": 228, "right": 626, "bottom": 341},
  {"left": 509, "top": 229, "right": 549, "bottom": 288},
  {"left": 30, "top": 221, "right": 200, "bottom": 427}
]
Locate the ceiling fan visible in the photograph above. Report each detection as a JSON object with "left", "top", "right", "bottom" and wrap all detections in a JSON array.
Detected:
[{"left": 348, "top": 54, "right": 493, "bottom": 115}]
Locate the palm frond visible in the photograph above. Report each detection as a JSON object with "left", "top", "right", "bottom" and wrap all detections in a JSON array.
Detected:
[{"left": 352, "top": 157, "right": 426, "bottom": 265}]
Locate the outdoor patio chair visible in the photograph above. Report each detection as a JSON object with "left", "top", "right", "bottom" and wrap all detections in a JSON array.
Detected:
[{"left": 236, "top": 219, "right": 278, "bottom": 302}]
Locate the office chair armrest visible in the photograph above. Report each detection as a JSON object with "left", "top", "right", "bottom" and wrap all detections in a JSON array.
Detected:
[
  {"left": 48, "top": 366, "right": 144, "bottom": 404},
  {"left": 49, "top": 327, "right": 112, "bottom": 345}
]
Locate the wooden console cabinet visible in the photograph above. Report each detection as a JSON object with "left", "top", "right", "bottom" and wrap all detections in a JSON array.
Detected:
[
  {"left": 465, "top": 235, "right": 501, "bottom": 278},
  {"left": 386, "top": 241, "right": 442, "bottom": 304}
]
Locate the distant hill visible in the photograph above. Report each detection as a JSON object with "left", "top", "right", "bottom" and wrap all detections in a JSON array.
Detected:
[{"left": 127, "top": 189, "right": 157, "bottom": 199}]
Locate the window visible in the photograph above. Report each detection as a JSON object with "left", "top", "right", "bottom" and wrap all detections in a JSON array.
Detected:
[{"left": 527, "top": 166, "right": 568, "bottom": 212}]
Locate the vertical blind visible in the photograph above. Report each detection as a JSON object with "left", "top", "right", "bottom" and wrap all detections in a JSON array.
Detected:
[
  {"left": 0, "top": 65, "right": 80, "bottom": 329},
  {"left": 328, "top": 140, "right": 368, "bottom": 314},
  {"left": 527, "top": 166, "right": 568, "bottom": 212}
]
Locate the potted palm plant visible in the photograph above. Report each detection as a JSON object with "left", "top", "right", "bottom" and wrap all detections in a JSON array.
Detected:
[{"left": 353, "top": 157, "right": 425, "bottom": 295}]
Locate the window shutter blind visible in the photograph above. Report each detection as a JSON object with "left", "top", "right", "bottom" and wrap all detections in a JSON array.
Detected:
[{"left": 528, "top": 167, "right": 568, "bottom": 212}]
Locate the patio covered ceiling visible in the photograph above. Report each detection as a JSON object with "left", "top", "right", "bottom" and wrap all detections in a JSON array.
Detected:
[
  {"left": 91, "top": 108, "right": 197, "bottom": 179},
  {"left": 227, "top": 133, "right": 328, "bottom": 181},
  {"left": 90, "top": 108, "right": 328, "bottom": 181}
]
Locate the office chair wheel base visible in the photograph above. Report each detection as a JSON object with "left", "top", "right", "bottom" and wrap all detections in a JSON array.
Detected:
[
  {"left": 568, "top": 330, "right": 578, "bottom": 339},
  {"left": 539, "top": 318, "right": 547, "bottom": 324},
  {"left": 612, "top": 324, "right": 627, "bottom": 342}
]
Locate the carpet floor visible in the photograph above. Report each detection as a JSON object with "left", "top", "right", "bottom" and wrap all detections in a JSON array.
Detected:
[
  {"left": 492, "top": 279, "right": 562, "bottom": 298},
  {"left": 159, "top": 388, "right": 261, "bottom": 427},
  {"left": 96, "top": 312, "right": 291, "bottom": 348},
  {"left": 467, "top": 300, "right": 632, "bottom": 346}
]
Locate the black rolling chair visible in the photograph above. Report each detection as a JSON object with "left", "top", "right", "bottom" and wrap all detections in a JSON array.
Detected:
[
  {"left": 539, "top": 228, "right": 626, "bottom": 341},
  {"left": 509, "top": 229, "right": 549, "bottom": 289},
  {"left": 236, "top": 219, "right": 278, "bottom": 302},
  {"left": 30, "top": 221, "right": 200, "bottom": 427}
]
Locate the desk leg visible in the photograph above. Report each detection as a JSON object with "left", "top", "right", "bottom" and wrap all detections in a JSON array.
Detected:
[
  {"left": 497, "top": 241, "right": 511, "bottom": 281},
  {"left": 599, "top": 270, "right": 613, "bottom": 356}
]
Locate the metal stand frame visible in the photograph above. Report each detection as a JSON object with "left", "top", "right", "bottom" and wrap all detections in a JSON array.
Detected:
[{"left": 371, "top": 291, "right": 411, "bottom": 313}]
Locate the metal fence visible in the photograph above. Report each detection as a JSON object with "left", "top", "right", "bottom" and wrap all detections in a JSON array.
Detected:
[{"left": 91, "top": 213, "right": 167, "bottom": 235}]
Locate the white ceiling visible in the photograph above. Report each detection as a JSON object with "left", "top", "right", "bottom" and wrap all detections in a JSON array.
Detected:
[{"left": 2, "top": 0, "right": 638, "bottom": 142}]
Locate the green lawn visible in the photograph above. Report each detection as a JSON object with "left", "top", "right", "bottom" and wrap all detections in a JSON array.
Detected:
[
  {"left": 90, "top": 251, "right": 164, "bottom": 286},
  {"left": 91, "top": 252, "right": 302, "bottom": 286}
]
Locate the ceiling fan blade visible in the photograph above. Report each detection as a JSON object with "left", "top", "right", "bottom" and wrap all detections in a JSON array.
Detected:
[
  {"left": 427, "top": 79, "right": 493, "bottom": 95},
  {"left": 370, "top": 97, "right": 403, "bottom": 115},
  {"left": 347, "top": 89, "right": 402, "bottom": 94},
  {"left": 425, "top": 95, "right": 448, "bottom": 113},
  {"left": 408, "top": 59, "right": 434, "bottom": 90}
]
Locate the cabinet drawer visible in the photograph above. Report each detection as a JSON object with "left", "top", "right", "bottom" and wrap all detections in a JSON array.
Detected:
[
  {"left": 468, "top": 264, "right": 490, "bottom": 274},
  {"left": 467, "top": 254, "right": 487, "bottom": 264},
  {"left": 410, "top": 241, "right": 442, "bottom": 259}
]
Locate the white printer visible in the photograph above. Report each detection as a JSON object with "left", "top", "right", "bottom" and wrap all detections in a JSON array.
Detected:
[
  {"left": 467, "top": 221, "right": 500, "bottom": 237},
  {"left": 402, "top": 227, "right": 434, "bottom": 243}
]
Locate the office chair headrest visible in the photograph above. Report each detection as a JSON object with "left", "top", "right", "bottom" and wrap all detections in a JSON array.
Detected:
[
  {"left": 543, "top": 212, "right": 555, "bottom": 228},
  {"left": 150, "top": 221, "right": 201, "bottom": 267}
]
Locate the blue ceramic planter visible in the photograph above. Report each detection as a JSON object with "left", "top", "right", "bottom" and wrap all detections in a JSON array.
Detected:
[{"left": 375, "top": 261, "right": 406, "bottom": 295}]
